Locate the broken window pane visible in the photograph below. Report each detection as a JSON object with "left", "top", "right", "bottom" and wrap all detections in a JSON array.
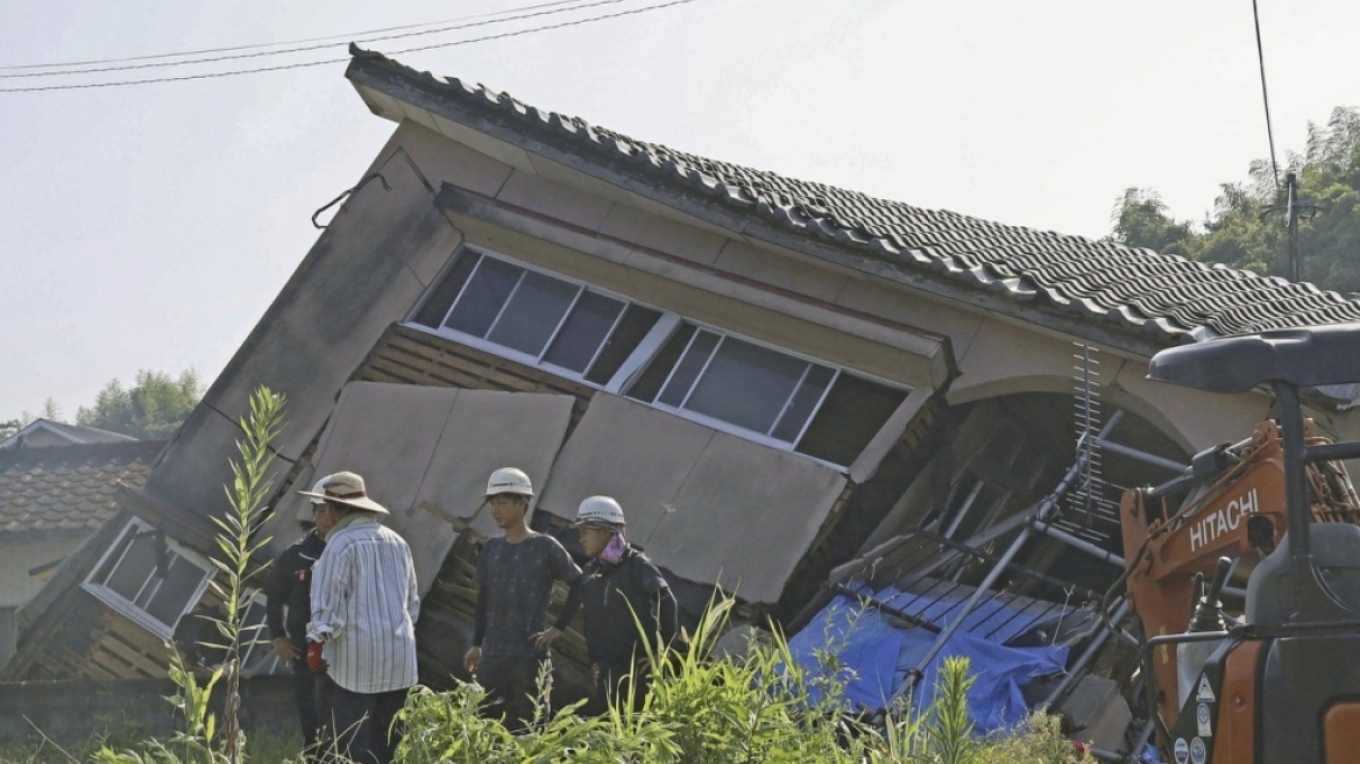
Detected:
[
  {"left": 413, "top": 251, "right": 480, "bottom": 328},
  {"left": 585, "top": 304, "right": 663, "bottom": 385},
  {"left": 685, "top": 337, "right": 809, "bottom": 434},
  {"left": 796, "top": 374, "right": 908, "bottom": 465},
  {"left": 486, "top": 271, "right": 581, "bottom": 356},
  {"left": 444, "top": 257, "right": 523, "bottom": 338},
  {"left": 543, "top": 291, "right": 625, "bottom": 372}
]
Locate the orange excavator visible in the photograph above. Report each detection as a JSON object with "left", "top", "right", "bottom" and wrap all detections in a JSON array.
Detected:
[{"left": 1118, "top": 324, "right": 1360, "bottom": 764}]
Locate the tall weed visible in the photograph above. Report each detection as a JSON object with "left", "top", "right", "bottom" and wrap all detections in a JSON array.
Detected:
[{"left": 92, "top": 387, "right": 286, "bottom": 764}]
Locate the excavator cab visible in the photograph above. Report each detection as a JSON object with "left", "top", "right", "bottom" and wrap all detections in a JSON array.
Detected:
[{"left": 1141, "top": 324, "right": 1360, "bottom": 763}]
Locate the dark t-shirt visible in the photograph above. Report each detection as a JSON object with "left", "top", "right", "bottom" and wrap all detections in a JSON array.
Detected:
[{"left": 475, "top": 533, "right": 581, "bottom": 657}]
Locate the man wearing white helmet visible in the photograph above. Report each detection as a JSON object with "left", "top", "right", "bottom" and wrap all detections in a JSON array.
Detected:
[
  {"left": 463, "top": 467, "right": 581, "bottom": 729},
  {"left": 264, "top": 478, "right": 337, "bottom": 761},
  {"left": 553, "top": 496, "right": 681, "bottom": 715}
]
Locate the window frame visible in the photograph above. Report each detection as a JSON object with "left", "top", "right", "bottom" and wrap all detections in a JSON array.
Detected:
[
  {"left": 409, "top": 248, "right": 659, "bottom": 389},
  {"left": 642, "top": 324, "right": 842, "bottom": 451},
  {"left": 82, "top": 517, "right": 213, "bottom": 639},
  {"left": 406, "top": 246, "right": 912, "bottom": 468}
]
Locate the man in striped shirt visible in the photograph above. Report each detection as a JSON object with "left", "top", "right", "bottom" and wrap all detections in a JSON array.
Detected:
[{"left": 303, "top": 471, "right": 419, "bottom": 764}]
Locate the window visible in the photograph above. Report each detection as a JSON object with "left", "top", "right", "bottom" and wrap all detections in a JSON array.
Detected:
[
  {"left": 412, "top": 250, "right": 663, "bottom": 385},
  {"left": 85, "top": 519, "right": 212, "bottom": 636},
  {"left": 627, "top": 322, "right": 907, "bottom": 462},
  {"left": 411, "top": 249, "right": 909, "bottom": 467}
]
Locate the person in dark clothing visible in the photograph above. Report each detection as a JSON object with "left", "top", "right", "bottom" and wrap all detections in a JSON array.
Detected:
[
  {"left": 265, "top": 480, "right": 336, "bottom": 759},
  {"left": 550, "top": 496, "right": 682, "bottom": 716},
  {"left": 463, "top": 467, "right": 581, "bottom": 730}
]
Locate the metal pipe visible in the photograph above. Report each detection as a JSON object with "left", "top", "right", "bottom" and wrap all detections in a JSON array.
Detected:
[
  {"left": 905, "top": 506, "right": 1041, "bottom": 584},
  {"left": 1042, "top": 600, "right": 1128, "bottom": 707},
  {"left": 1093, "top": 437, "right": 1187, "bottom": 473},
  {"left": 1031, "top": 521, "right": 1125, "bottom": 567},
  {"left": 1305, "top": 441, "right": 1360, "bottom": 463},
  {"left": 895, "top": 411, "right": 1125, "bottom": 701},
  {"left": 943, "top": 480, "right": 985, "bottom": 540}
]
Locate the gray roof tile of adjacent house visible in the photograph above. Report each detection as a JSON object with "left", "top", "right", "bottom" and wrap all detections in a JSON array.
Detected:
[
  {"left": 0, "top": 441, "right": 164, "bottom": 534},
  {"left": 345, "top": 46, "right": 1360, "bottom": 344}
]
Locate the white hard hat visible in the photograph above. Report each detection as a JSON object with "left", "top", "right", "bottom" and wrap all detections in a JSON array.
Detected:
[
  {"left": 572, "top": 496, "right": 626, "bottom": 528},
  {"left": 484, "top": 467, "right": 534, "bottom": 498},
  {"left": 295, "top": 477, "right": 329, "bottom": 521}
]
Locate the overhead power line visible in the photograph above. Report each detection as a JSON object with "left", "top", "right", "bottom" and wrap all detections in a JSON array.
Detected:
[
  {"left": 0, "top": 0, "right": 633, "bottom": 79},
  {"left": 1251, "top": 0, "right": 1281, "bottom": 193},
  {"left": 0, "top": 0, "right": 702, "bottom": 94},
  {"left": 0, "top": 0, "right": 585, "bottom": 71}
]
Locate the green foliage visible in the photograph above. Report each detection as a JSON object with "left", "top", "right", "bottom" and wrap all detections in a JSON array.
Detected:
[
  {"left": 1111, "top": 106, "right": 1360, "bottom": 293},
  {"left": 0, "top": 725, "right": 299, "bottom": 764},
  {"left": 93, "top": 386, "right": 285, "bottom": 764},
  {"left": 395, "top": 596, "right": 1089, "bottom": 764},
  {"left": 925, "top": 657, "right": 979, "bottom": 764},
  {"left": 76, "top": 370, "right": 202, "bottom": 440},
  {"left": 1110, "top": 188, "right": 1195, "bottom": 256}
]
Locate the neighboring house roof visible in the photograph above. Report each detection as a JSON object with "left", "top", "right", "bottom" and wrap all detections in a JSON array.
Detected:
[
  {"left": 347, "top": 46, "right": 1360, "bottom": 346},
  {"left": 0, "top": 419, "right": 138, "bottom": 450},
  {"left": 0, "top": 441, "right": 164, "bottom": 534}
]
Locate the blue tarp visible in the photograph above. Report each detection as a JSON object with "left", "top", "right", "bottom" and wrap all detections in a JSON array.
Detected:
[{"left": 786, "top": 584, "right": 1069, "bottom": 733}]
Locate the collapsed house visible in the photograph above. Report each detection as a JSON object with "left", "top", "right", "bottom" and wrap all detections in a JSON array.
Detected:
[{"left": 8, "top": 46, "right": 1360, "bottom": 753}]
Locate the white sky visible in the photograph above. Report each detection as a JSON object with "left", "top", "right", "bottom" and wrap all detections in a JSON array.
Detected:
[{"left": 2, "top": 0, "right": 1358, "bottom": 420}]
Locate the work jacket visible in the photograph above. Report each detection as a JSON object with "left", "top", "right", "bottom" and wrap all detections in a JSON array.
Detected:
[
  {"left": 568, "top": 546, "right": 681, "bottom": 667},
  {"left": 265, "top": 530, "right": 325, "bottom": 649}
]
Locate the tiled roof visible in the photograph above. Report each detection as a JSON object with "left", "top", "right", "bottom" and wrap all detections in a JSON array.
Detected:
[
  {"left": 347, "top": 47, "right": 1360, "bottom": 343},
  {"left": 0, "top": 441, "right": 163, "bottom": 534}
]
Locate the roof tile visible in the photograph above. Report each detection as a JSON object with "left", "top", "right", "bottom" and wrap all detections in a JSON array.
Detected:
[
  {"left": 0, "top": 441, "right": 162, "bottom": 536},
  {"left": 347, "top": 47, "right": 1360, "bottom": 342}
]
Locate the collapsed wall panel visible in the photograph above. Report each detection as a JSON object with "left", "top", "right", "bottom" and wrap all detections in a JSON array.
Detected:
[
  {"left": 537, "top": 393, "right": 847, "bottom": 603},
  {"left": 306, "top": 382, "right": 575, "bottom": 592}
]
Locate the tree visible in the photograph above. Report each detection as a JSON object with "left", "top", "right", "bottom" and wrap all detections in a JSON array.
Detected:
[
  {"left": 76, "top": 369, "right": 202, "bottom": 440},
  {"left": 1109, "top": 188, "right": 1195, "bottom": 255},
  {"left": 1111, "top": 107, "right": 1360, "bottom": 294}
]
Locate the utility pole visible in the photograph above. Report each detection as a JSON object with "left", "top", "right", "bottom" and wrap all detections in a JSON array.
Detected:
[
  {"left": 1263, "top": 171, "right": 1315, "bottom": 283},
  {"left": 1286, "top": 171, "right": 1301, "bottom": 282}
]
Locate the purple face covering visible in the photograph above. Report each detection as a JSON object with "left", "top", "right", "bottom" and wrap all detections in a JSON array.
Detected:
[{"left": 601, "top": 531, "right": 627, "bottom": 564}]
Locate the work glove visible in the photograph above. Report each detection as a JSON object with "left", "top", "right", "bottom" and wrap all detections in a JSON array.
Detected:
[{"left": 306, "top": 641, "right": 327, "bottom": 674}]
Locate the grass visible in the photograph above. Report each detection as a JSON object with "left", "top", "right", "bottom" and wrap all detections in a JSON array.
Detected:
[{"left": 0, "top": 728, "right": 301, "bottom": 764}]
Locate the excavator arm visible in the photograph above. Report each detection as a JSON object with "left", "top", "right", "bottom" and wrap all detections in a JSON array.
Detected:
[{"left": 1120, "top": 419, "right": 1360, "bottom": 731}]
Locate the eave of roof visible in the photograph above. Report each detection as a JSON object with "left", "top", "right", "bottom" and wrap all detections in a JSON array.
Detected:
[
  {"left": 343, "top": 46, "right": 1360, "bottom": 355},
  {"left": 0, "top": 419, "right": 137, "bottom": 450}
]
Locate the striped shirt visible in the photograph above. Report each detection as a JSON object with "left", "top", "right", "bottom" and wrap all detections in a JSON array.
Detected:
[{"left": 307, "top": 515, "right": 420, "bottom": 694}]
